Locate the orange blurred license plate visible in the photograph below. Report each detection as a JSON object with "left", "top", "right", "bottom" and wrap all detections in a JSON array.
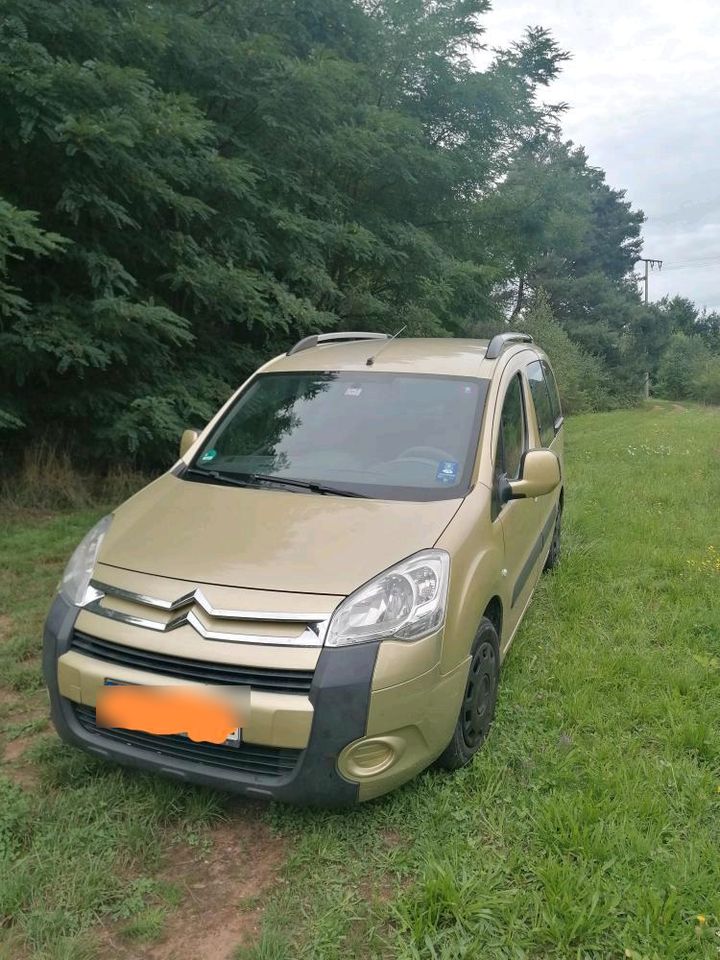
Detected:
[{"left": 97, "top": 682, "right": 247, "bottom": 746}]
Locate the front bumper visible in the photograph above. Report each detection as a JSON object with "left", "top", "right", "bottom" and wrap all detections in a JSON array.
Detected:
[{"left": 43, "top": 595, "right": 380, "bottom": 807}]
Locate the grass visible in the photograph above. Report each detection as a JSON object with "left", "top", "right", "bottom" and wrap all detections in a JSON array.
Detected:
[
  {"left": 0, "top": 509, "right": 231, "bottom": 958},
  {"left": 0, "top": 441, "right": 148, "bottom": 513},
  {"left": 2, "top": 401, "right": 720, "bottom": 958}
]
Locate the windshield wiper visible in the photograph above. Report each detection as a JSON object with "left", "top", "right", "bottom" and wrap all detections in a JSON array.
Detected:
[
  {"left": 184, "top": 468, "right": 256, "bottom": 489},
  {"left": 249, "top": 473, "right": 368, "bottom": 498},
  {"left": 184, "top": 467, "right": 366, "bottom": 498}
]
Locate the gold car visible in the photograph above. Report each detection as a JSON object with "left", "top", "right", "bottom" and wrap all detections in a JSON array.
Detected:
[{"left": 44, "top": 331, "right": 564, "bottom": 805}]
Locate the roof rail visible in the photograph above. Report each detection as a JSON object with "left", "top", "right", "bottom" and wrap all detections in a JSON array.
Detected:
[
  {"left": 287, "top": 331, "right": 388, "bottom": 356},
  {"left": 485, "top": 331, "right": 533, "bottom": 360}
]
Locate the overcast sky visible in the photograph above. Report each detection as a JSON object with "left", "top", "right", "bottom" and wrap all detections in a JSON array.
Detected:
[{"left": 478, "top": 1, "right": 720, "bottom": 311}]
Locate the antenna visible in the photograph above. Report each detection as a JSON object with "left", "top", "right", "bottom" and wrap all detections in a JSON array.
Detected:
[{"left": 366, "top": 325, "right": 407, "bottom": 366}]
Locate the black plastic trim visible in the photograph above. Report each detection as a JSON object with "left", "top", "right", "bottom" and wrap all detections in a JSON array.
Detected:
[
  {"left": 73, "top": 704, "right": 300, "bottom": 775},
  {"left": 486, "top": 332, "right": 533, "bottom": 360},
  {"left": 43, "top": 595, "right": 379, "bottom": 806},
  {"left": 69, "top": 631, "right": 315, "bottom": 694},
  {"left": 510, "top": 504, "right": 558, "bottom": 607}
]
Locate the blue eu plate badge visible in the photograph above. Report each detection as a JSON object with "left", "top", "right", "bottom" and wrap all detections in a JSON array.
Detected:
[{"left": 436, "top": 460, "right": 459, "bottom": 484}]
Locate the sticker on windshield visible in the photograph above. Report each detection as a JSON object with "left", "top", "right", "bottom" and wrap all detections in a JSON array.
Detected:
[
  {"left": 199, "top": 448, "right": 217, "bottom": 464},
  {"left": 436, "top": 460, "right": 459, "bottom": 484}
]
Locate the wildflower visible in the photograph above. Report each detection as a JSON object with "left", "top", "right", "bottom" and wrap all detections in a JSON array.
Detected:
[
  {"left": 687, "top": 547, "right": 720, "bottom": 575},
  {"left": 697, "top": 914, "right": 707, "bottom": 925}
]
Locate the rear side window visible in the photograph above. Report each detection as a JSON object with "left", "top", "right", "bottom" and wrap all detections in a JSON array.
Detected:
[
  {"left": 542, "top": 360, "right": 562, "bottom": 426},
  {"left": 496, "top": 374, "right": 526, "bottom": 481},
  {"left": 526, "top": 360, "right": 555, "bottom": 447}
]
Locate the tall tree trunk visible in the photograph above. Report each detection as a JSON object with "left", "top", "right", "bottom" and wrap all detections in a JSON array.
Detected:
[{"left": 511, "top": 275, "right": 525, "bottom": 320}]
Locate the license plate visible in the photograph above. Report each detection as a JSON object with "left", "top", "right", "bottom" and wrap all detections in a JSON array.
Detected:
[{"left": 102, "top": 679, "right": 243, "bottom": 747}]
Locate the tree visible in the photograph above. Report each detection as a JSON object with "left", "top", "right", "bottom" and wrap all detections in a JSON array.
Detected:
[
  {"left": 656, "top": 332, "right": 711, "bottom": 400},
  {"left": 0, "top": 196, "right": 68, "bottom": 430},
  {"left": 653, "top": 296, "right": 699, "bottom": 336},
  {"left": 0, "top": 0, "right": 570, "bottom": 466},
  {"left": 696, "top": 309, "right": 720, "bottom": 351},
  {"left": 517, "top": 291, "right": 612, "bottom": 413},
  {"left": 475, "top": 138, "right": 645, "bottom": 397}
]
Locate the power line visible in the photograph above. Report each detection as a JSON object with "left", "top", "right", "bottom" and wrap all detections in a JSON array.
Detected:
[
  {"left": 662, "top": 256, "right": 720, "bottom": 272},
  {"left": 666, "top": 254, "right": 720, "bottom": 265}
]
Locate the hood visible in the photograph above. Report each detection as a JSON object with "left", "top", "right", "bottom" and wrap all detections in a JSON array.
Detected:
[{"left": 99, "top": 473, "right": 461, "bottom": 595}]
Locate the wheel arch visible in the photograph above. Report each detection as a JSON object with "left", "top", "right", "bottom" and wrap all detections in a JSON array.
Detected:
[{"left": 482, "top": 595, "right": 503, "bottom": 645}]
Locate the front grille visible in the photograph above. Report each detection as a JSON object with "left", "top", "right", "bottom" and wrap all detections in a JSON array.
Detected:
[
  {"left": 70, "top": 630, "right": 315, "bottom": 695},
  {"left": 73, "top": 704, "right": 300, "bottom": 778}
]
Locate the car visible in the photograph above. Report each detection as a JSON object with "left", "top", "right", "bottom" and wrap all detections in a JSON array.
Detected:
[{"left": 43, "top": 331, "right": 564, "bottom": 805}]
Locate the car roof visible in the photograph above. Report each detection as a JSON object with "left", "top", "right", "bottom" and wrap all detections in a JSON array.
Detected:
[{"left": 266, "top": 337, "right": 541, "bottom": 379}]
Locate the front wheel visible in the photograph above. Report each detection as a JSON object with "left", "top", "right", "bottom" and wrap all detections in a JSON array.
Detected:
[{"left": 435, "top": 617, "right": 500, "bottom": 771}]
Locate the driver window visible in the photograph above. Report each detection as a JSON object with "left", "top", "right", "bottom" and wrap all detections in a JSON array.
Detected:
[{"left": 495, "top": 374, "right": 527, "bottom": 485}]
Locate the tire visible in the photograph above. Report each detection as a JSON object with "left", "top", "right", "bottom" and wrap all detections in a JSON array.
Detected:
[
  {"left": 435, "top": 617, "right": 500, "bottom": 771},
  {"left": 543, "top": 499, "right": 562, "bottom": 572}
]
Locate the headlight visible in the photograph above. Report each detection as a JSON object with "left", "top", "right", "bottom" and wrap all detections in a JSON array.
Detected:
[
  {"left": 59, "top": 515, "right": 113, "bottom": 606},
  {"left": 325, "top": 550, "right": 450, "bottom": 647}
]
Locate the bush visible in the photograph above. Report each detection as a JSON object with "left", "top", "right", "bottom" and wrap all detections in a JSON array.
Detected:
[
  {"left": 656, "top": 332, "right": 720, "bottom": 404},
  {"left": 655, "top": 333, "right": 708, "bottom": 400},
  {"left": 517, "top": 293, "right": 616, "bottom": 414},
  {"left": 690, "top": 356, "right": 720, "bottom": 405}
]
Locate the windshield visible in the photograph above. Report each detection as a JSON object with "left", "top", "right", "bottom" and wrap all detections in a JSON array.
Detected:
[{"left": 185, "top": 371, "right": 489, "bottom": 501}]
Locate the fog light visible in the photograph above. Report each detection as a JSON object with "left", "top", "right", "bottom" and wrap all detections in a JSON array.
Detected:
[{"left": 339, "top": 736, "right": 404, "bottom": 779}]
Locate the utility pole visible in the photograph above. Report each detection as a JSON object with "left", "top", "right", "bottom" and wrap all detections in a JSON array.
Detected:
[
  {"left": 638, "top": 257, "right": 663, "bottom": 306},
  {"left": 636, "top": 257, "right": 663, "bottom": 399}
]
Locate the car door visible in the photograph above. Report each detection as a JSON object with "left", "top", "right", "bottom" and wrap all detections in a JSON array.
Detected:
[
  {"left": 491, "top": 366, "right": 544, "bottom": 648},
  {"left": 526, "top": 357, "right": 564, "bottom": 546}
]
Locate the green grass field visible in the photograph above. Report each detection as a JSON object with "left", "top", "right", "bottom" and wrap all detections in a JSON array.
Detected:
[{"left": 2, "top": 402, "right": 719, "bottom": 959}]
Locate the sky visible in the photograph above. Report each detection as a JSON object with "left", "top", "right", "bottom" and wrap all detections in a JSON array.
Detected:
[{"left": 477, "top": 0, "right": 720, "bottom": 311}]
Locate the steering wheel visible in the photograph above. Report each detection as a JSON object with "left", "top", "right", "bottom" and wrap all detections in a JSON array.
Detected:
[{"left": 397, "top": 446, "right": 456, "bottom": 463}]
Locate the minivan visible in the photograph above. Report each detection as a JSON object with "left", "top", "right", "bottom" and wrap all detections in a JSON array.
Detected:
[{"left": 44, "top": 331, "right": 564, "bottom": 805}]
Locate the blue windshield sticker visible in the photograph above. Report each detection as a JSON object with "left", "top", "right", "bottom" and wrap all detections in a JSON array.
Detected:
[
  {"left": 199, "top": 448, "right": 217, "bottom": 464},
  {"left": 436, "top": 460, "right": 459, "bottom": 484}
]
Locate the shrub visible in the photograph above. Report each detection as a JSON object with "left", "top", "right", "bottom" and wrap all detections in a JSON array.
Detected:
[
  {"left": 517, "top": 293, "right": 615, "bottom": 414},
  {"left": 655, "top": 333, "right": 709, "bottom": 400},
  {"left": 656, "top": 332, "right": 720, "bottom": 404},
  {"left": 690, "top": 355, "right": 720, "bottom": 405}
]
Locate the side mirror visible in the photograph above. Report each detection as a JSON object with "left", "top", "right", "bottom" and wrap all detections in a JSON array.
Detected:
[
  {"left": 179, "top": 428, "right": 199, "bottom": 459},
  {"left": 504, "top": 449, "right": 561, "bottom": 501}
]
